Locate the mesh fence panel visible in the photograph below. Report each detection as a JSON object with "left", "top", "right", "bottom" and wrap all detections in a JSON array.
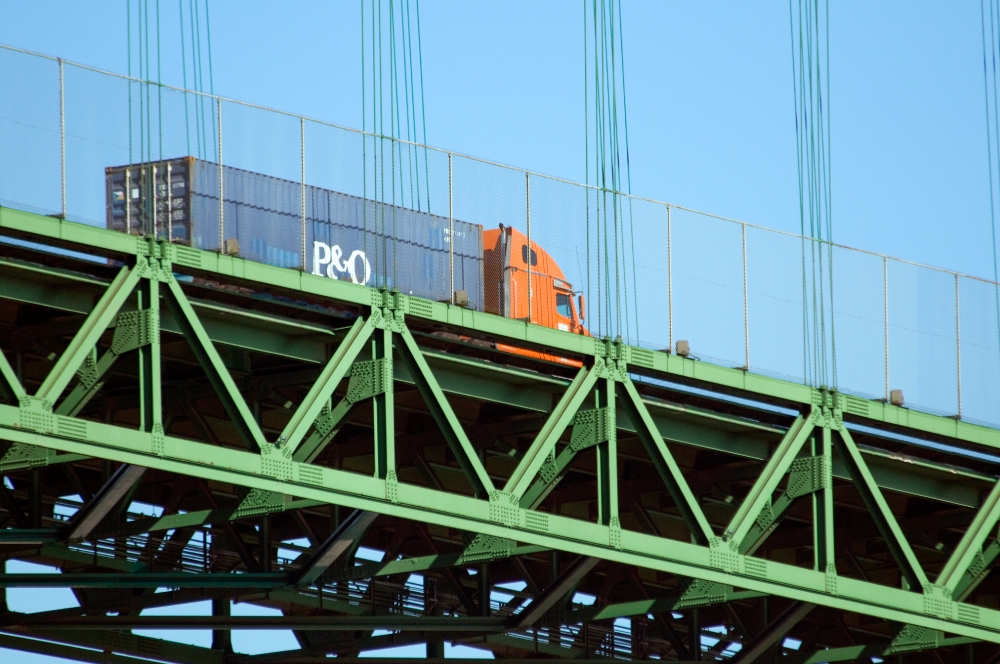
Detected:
[
  {"left": 670, "top": 208, "right": 745, "bottom": 368},
  {"left": 830, "top": 246, "right": 886, "bottom": 400},
  {"left": 0, "top": 48, "right": 60, "bottom": 215},
  {"left": 452, "top": 155, "right": 525, "bottom": 318},
  {"left": 887, "top": 260, "right": 959, "bottom": 416},
  {"left": 527, "top": 175, "right": 592, "bottom": 335},
  {"left": 746, "top": 226, "right": 806, "bottom": 383},
  {"left": 64, "top": 64, "right": 130, "bottom": 226},
  {"left": 958, "top": 277, "right": 1000, "bottom": 427},
  {"left": 626, "top": 197, "right": 669, "bottom": 350},
  {"left": 7, "top": 46, "right": 1000, "bottom": 426}
]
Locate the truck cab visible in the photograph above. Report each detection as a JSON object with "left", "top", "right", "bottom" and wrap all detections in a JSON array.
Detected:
[{"left": 483, "top": 225, "right": 587, "bottom": 336}]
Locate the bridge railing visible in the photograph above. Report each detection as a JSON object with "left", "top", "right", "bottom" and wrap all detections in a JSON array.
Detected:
[{"left": 1, "top": 43, "right": 997, "bottom": 427}]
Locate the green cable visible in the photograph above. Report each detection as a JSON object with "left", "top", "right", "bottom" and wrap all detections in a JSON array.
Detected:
[
  {"left": 981, "top": 0, "right": 1000, "bottom": 379},
  {"left": 128, "top": 0, "right": 133, "bottom": 168},
  {"left": 205, "top": 0, "right": 217, "bottom": 161},
  {"left": 362, "top": 0, "right": 367, "bottom": 268},
  {"left": 584, "top": 0, "right": 590, "bottom": 329},
  {"left": 415, "top": 0, "right": 430, "bottom": 212},
  {"left": 615, "top": 0, "right": 639, "bottom": 344},
  {"left": 178, "top": 0, "right": 191, "bottom": 156}
]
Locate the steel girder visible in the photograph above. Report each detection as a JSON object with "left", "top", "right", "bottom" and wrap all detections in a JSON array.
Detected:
[{"left": 3, "top": 207, "right": 1000, "bottom": 661}]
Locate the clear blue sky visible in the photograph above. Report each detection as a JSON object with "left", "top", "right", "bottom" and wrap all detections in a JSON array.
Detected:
[{"left": 0, "top": 1, "right": 996, "bottom": 660}]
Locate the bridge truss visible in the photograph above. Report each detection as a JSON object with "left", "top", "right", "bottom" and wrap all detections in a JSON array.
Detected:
[{"left": 1, "top": 206, "right": 1000, "bottom": 662}]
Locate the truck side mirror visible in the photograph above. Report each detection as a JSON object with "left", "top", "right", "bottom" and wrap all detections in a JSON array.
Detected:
[{"left": 578, "top": 294, "right": 586, "bottom": 320}]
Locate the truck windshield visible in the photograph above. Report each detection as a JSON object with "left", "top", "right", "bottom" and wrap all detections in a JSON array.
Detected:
[{"left": 556, "top": 293, "right": 572, "bottom": 318}]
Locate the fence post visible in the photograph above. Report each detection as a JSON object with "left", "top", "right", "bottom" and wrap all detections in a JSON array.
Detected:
[
  {"left": 59, "top": 58, "right": 65, "bottom": 219},
  {"left": 883, "top": 256, "right": 889, "bottom": 401},
  {"left": 217, "top": 99, "right": 224, "bottom": 253},
  {"left": 526, "top": 171, "right": 531, "bottom": 323},
  {"left": 301, "top": 117, "right": 306, "bottom": 271},
  {"left": 667, "top": 204, "right": 673, "bottom": 353},
  {"left": 449, "top": 152, "right": 454, "bottom": 305},
  {"left": 956, "top": 273, "right": 962, "bottom": 419},
  {"left": 742, "top": 222, "right": 749, "bottom": 370}
]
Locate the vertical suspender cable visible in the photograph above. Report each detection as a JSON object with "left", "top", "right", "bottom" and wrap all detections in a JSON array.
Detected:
[{"left": 179, "top": 0, "right": 190, "bottom": 155}]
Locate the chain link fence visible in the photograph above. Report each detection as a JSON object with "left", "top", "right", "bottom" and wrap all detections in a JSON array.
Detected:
[{"left": 2, "top": 43, "right": 999, "bottom": 427}]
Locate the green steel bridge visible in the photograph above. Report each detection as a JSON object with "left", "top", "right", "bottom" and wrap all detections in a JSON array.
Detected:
[
  {"left": 1, "top": 204, "right": 1000, "bottom": 663},
  {"left": 3, "top": 41, "right": 1000, "bottom": 664}
]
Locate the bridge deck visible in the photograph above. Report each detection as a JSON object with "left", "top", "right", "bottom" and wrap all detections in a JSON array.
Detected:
[{"left": 1, "top": 206, "right": 1000, "bottom": 661}]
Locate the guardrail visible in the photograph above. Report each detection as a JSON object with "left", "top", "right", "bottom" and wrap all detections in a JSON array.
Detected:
[{"left": 1, "top": 43, "right": 997, "bottom": 427}]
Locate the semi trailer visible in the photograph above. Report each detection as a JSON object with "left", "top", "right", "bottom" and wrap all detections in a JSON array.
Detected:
[{"left": 106, "top": 157, "right": 587, "bottom": 346}]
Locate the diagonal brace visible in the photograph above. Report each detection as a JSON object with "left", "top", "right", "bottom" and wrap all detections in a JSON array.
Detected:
[
  {"left": 512, "top": 555, "right": 599, "bottom": 628},
  {"left": 163, "top": 275, "right": 266, "bottom": 452},
  {"left": 835, "top": 427, "right": 929, "bottom": 590},
  {"left": 295, "top": 509, "right": 379, "bottom": 587},
  {"left": 619, "top": 378, "right": 715, "bottom": 545},
  {"left": 36, "top": 264, "right": 143, "bottom": 405},
  {"left": 504, "top": 365, "right": 598, "bottom": 499},
  {"left": 726, "top": 413, "right": 814, "bottom": 548},
  {"left": 938, "top": 475, "right": 1000, "bottom": 594},
  {"left": 280, "top": 316, "right": 375, "bottom": 455},
  {"left": 397, "top": 325, "right": 492, "bottom": 497},
  {"left": 0, "top": 345, "right": 25, "bottom": 401},
  {"left": 66, "top": 464, "right": 147, "bottom": 541}
]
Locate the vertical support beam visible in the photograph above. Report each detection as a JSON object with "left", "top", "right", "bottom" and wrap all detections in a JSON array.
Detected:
[
  {"left": 372, "top": 327, "right": 395, "bottom": 480},
  {"left": 217, "top": 98, "right": 224, "bottom": 253},
  {"left": 300, "top": 116, "right": 307, "bottom": 272},
  {"left": 260, "top": 515, "right": 272, "bottom": 573},
  {"left": 956, "top": 273, "right": 962, "bottom": 419},
  {"left": 691, "top": 607, "right": 701, "bottom": 661},
  {"left": 59, "top": 57, "right": 65, "bottom": 220},
  {"left": 211, "top": 597, "right": 231, "bottom": 653},
  {"left": 814, "top": 426, "right": 836, "bottom": 575},
  {"left": 448, "top": 152, "right": 454, "bottom": 304},
  {"left": 137, "top": 278, "right": 161, "bottom": 437},
  {"left": 742, "top": 222, "right": 749, "bottom": 370},
  {"left": 667, "top": 204, "right": 673, "bottom": 352},
  {"left": 884, "top": 255, "right": 890, "bottom": 401},
  {"left": 479, "top": 562, "right": 491, "bottom": 617},
  {"left": 29, "top": 469, "right": 41, "bottom": 530},
  {"left": 526, "top": 171, "right": 532, "bottom": 322},
  {"left": 596, "top": 378, "right": 617, "bottom": 527}
]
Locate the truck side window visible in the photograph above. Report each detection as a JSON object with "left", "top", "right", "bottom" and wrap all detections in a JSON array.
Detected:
[
  {"left": 521, "top": 245, "right": 538, "bottom": 266},
  {"left": 556, "top": 293, "right": 572, "bottom": 318}
]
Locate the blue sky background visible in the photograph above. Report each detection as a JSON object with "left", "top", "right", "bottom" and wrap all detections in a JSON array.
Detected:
[{"left": 0, "top": 1, "right": 996, "bottom": 660}]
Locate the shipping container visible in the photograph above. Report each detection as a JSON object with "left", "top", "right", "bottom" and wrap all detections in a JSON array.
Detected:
[{"left": 106, "top": 157, "right": 484, "bottom": 310}]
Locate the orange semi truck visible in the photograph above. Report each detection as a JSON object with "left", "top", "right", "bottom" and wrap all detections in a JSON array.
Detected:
[{"left": 107, "top": 158, "right": 589, "bottom": 357}]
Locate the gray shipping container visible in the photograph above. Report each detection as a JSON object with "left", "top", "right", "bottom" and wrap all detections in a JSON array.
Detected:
[{"left": 106, "top": 157, "right": 484, "bottom": 310}]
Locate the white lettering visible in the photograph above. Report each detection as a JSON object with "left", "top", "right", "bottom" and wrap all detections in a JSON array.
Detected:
[
  {"left": 346, "top": 250, "right": 372, "bottom": 285},
  {"left": 312, "top": 241, "right": 331, "bottom": 276},
  {"left": 311, "top": 240, "right": 372, "bottom": 286}
]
